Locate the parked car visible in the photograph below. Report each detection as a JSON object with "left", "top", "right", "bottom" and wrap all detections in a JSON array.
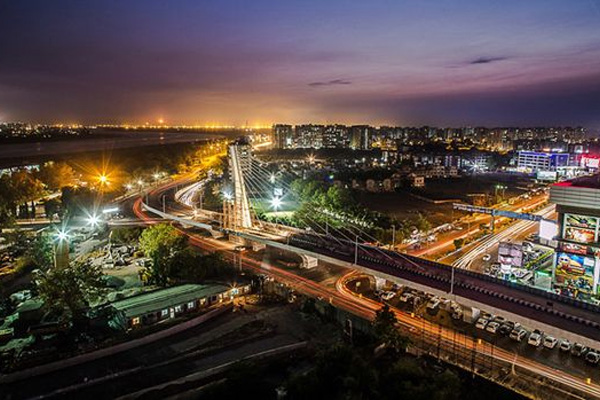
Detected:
[
  {"left": 559, "top": 339, "right": 572, "bottom": 352},
  {"left": 510, "top": 328, "right": 528, "bottom": 342},
  {"left": 499, "top": 321, "right": 520, "bottom": 336},
  {"left": 528, "top": 329, "right": 543, "bottom": 347},
  {"left": 485, "top": 321, "right": 501, "bottom": 334},
  {"left": 475, "top": 316, "right": 490, "bottom": 330},
  {"left": 381, "top": 291, "right": 396, "bottom": 301},
  {"left": 543, "top": 336, "right": 558, "bottom": 349},
  {"left": 585, "top": 350, "right": 600, "bottom": 365},
  {"left": 399, "top": 293, "right": 414, "bottom": 303},
  {"left": 426, "top": 297, "right": 441, "bottom": 313},
  {"left": 571, "top": 343, "right": 588, "bottom": 357}
]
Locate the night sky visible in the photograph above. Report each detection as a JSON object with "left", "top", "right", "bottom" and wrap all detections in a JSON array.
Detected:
[{"left": 1, "top": 0, "right": 600, "bottom": 128}]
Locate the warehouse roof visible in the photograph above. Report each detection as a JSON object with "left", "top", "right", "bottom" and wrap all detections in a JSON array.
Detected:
[{"left": 110, "top": 284, "right": 229, "bottom": 318}]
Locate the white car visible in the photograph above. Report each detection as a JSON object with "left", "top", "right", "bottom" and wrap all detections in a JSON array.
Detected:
[
  {"left": 510, "top": 328, "right": 527, "bottom": 342},
  {"left": 381, "top": 291, "right": 396, "bottom": 301},
  {"left": 485, "top": 321, "right": 500, "bottom": 334},
  {"left": 528, "top": 329, "right": 543, "bottom": 347},
  {"left": 559, "top": 339, "right": 572, "bottom": 352},
  {"left": 585, "top": 351, "right": 600, "bottom": 365},
  {"left": 543, "top": 336, "right": 558, "bottom": 349},
  {"left": 475, "top": 317, "right": 490, "bottom": 330}
]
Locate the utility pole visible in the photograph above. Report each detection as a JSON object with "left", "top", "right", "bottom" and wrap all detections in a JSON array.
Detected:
[
  {"left": 354, "top": 235, "right": 359, "bottom": 265},
  {"left": 391, "top": 225, "right": 396, "bottom": 250},
  {"left": 162, "top": 194, "right": 166, "bottom": 214},
  {"left": 450, "top": 264, "right": 455, "bottom": 295}
]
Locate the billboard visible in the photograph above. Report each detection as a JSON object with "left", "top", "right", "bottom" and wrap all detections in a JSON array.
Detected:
[
  {"left": 582, "top": 155, "right": 600, "bottom": 169},
  {"left": 537, "top": 170, "right": 558, "bottom": 181},
  {"left": 563, "top": 213, "right": 598, "bottom": 244},
  {"left": 498, "top": 242, "right": 523, "bottom": 267},
  {"left": 539, "top": 219, "right": 558, "bottom": 240},
  {"left": 555, "top": 252, "right": 596, "bottom": 293}
]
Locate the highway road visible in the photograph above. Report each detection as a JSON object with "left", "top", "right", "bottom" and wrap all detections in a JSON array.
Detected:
[
  {"left": 129, "top": 172, "right": 600, "bottom": 399},
  {"left": 409, "top": 193, "right": 549, "bottom": 259},
  {"left": 452, "top": 204, "right": 556, "bottom": 270}
]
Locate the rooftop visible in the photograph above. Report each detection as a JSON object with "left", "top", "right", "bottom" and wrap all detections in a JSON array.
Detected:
[
  {"left": 553, "top": 174, "right": 600, "bottom": 190},
  {"left": 110, "top": 284, "right": 230, "bottom": 318}
]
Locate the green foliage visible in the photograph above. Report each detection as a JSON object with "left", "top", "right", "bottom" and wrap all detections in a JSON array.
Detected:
[
  {"left": 169, "top": 250, "right": 235, "bottom": 282},
  {"left": 35, "top": 260, "right": 106, "bottom": 322},
  {"left": 0, "top": 169, "right": 46, "bottom": 225},
  {"left": 61, "top": 186, "right": 96, "bottom": 217},
  {"left": 139, "top": 223, "right": 187, "bottom": 286},
  {"left": 286, "top": 342, "right": 461, "bottom": 400},
  {"left": 453, "top": 238, "right": 465, "bottom": 250},
  {"left": 110, "top": 227, "right": 143, "bottom": 244},
  {"left": 286, "top": 344, "right": 379, "bottom": 400},
  {"left": 36, "top": 162, "right": 76, "bottom": 190},
  {"left": 26, "top": 231, "right": 54, "bottom": 270},
  {"left": 372, "top": 304, "right": 409, "bottom": 353},
  {"left": 290, "top": 178, "right": 381, "bottom": 230}
]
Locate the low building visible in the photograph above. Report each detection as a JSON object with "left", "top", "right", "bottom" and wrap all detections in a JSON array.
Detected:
[{"left": 108, "top": 283, "right": 250, "bottom": 330}]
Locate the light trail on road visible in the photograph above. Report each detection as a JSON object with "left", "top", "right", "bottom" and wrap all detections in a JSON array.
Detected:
[
  {"left": 453, "top": 204, "right": 555, "bottom": 270},
  {"left": 131, "top": 174, "right": 600, "bottom": 399}
]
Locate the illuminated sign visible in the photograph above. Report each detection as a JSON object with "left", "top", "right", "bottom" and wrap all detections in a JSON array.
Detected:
[
  {"left": 582, "top": 155, "right": 600, "bottom": 169},
  {"left": 539, "top": 219, "right": 558, "bottom": 240},
  {"left": 563, "top": 213, "right": 599, "bottom": 244},
  {"left": 537, "top": 171, "right": 558, "bottom": 181},
  {"left": 498, "top": 242, "right": 523, "bottom": 267},
  {"left": 555, "top": 252, "right": 596, "bottom": 294}
]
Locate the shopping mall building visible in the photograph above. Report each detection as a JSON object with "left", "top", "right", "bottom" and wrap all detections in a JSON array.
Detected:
[{"left": 550, "top": 175, "right": 600, "bottom": 300}]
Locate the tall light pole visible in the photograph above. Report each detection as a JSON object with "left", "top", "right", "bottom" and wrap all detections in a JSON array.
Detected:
[
  {"left": 54, "top": 229, "right": 70, "bottom": 269},
  {"left": 271, "top": 196, "right": 282, "bottom": 232},
  {"left": 354, "top": 235, "right": 359, "bottom": 265}
]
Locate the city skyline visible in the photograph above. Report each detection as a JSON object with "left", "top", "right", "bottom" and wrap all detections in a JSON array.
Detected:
[{"left": 1, "top": 1, "right": 600, "bottom": 128}]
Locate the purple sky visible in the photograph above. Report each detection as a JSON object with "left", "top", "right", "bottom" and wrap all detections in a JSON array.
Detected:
[{"left": 1, "top": 0, "right": 600, "bottom": 128}]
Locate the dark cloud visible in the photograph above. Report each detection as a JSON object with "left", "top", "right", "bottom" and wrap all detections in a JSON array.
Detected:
[
  {"left": 308, "top": 79, "right": 352, "bottom": 87},
  {"left": 469, "top": 56, "right": 508, "bottom": 65}
]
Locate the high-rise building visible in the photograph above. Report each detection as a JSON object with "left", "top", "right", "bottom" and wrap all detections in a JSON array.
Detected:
[
  {"left": 323, "top": 125, "right": 348, "bottom": 148},
  {"left": 349, "top": 125, "right": 371, "bottom": 150},
  {"left": 294, "top": 124, "right": 324, "bottom": 149},
  {"left": 273, "top": 124, "right": 293, "bottom": 149}
]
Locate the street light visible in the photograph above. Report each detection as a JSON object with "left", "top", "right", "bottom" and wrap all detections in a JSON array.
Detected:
[
  {"left": 271, "top": 196, "right": 282, "bottom": 231},
  {"left": 98, "top": 174, "right": 109, "bottom": 185},
  {"left": 270, "top": 196, "right": 282, "bottom": 210},
  {"left": 86, "top": 214, "right": 100, "bottom": 228},
  {"left": 223, "top": 191, "right": 233, "bottom": 201},
  {"left": 56, "top": 229, "right": 69, "bottom": 242}
]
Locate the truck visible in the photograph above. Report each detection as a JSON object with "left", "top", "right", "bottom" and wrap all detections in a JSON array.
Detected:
[{"left": 462, "top": 306, "right": 481, "bottom": 324}]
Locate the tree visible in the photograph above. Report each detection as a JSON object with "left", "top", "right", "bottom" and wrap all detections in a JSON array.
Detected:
[
  {"left": 372, "top": 304, "right": 409, "bottom": 353},
  {"left": 453, "top": 238, "right": 465, "bottom": 250},
  {"left": 110, "top": 227, "right": 143, "bottom": 244},
  {"left": 43, "top": 198, "right": 61, "bottom": 220},
  {"left": 36, "top": 162, "right": 76, "bottom": 190},
  {"left": 139, "top": 223, "right": 187, "bottom": 286},
  {"left": 170, "top": 249, "right": 235, "bottom": 283},
  {"left": 61, "top": 186, "right": 96, "bottom": 217},
  {"left": 21, "top": 231, "right": 54, "bottom": 270},
  {"left": 35, "top": 260, "right": 106, "bottom": 323}
]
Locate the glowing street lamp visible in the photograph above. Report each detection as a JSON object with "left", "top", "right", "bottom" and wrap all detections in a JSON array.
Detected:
[
  {"left": 56, "top": 229, "right": 69, "bottom": 242},
  {"left": 223, "top": 191, "right": 233, "bottom": 201},
  {"left": 270, "top": 196, "right": 282, "bottom": 210},
  {"left": 98, "top": 174, "right": 109, "bottom": 185},
  {"left": 87, "top": 214, "right": 100, "bottom": 228},
  {"left": 125, "top": 183, "right": 133, "bottom": 191}
]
